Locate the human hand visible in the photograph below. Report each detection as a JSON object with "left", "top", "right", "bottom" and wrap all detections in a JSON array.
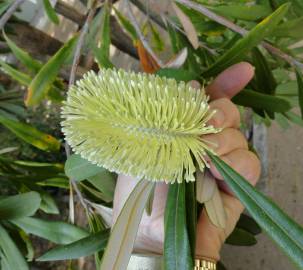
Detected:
[{"left": 112, "top": 62, "right": 261, "bottom": 261}]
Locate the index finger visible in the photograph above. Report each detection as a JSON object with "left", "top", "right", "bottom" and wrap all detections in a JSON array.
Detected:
[{"left": 206, "top": 62, "right": 255, "bottom": 100}]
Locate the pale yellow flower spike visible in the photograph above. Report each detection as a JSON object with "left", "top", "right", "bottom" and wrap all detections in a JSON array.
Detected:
[{"left": 61, "top": 69, "right": 220, "bottom": 184}]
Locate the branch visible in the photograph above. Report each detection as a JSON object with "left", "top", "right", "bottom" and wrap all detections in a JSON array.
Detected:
[
  {"left": 69, "top": 5, "right": 96, "bottom": 87},
  {"left": 174, "top": 0, "right": 303, "bottom": 69},
  {"left": 0, "top": 0, "right": 25, "bottom": 30},
  {"left": 125, "top": 0, "right": 164, "bottom": 67},
  {"left": 129, "top": 0, "right": 166, "bottom": 29},
  {"left": 66, "top": 4, "right": 98, "bottom": 216}
]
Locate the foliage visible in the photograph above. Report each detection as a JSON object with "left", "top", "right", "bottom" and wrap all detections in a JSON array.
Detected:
[{"left": 0, "top": 0, "right": 303, "bottom": 269}]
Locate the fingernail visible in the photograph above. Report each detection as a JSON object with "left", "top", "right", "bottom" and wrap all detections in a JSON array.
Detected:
[{"left": 209, "top": 109, "right": 225, "bottom": 127}]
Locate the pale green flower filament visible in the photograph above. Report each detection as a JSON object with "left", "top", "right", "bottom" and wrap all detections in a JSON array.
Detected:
[{"left": 61, "top": 69, "right": 220, "bottom": 183}]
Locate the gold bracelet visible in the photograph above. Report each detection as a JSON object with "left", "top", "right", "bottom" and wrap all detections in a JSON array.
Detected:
[{"left": 194, "top": 258, "right": 217, "bottom": 270}]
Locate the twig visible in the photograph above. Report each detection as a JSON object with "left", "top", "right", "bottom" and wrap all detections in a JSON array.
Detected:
[
  {"left": 0, "top": 0, "right": 25, "bottom": 30},
  {"left": 69, "top": 5, "right": 96, "bottom": 87},
  {"left": 66, "top": 3, "right": 98, "bottom": 217},
  {"left": 129, "top": 0, "right": 166, "bottom": 29},
  {"left": 174, "top": 0, "right": 303, "bottom": 69},
  {"left": 125, "top": 0, "right": 164, "bottom": 67}
]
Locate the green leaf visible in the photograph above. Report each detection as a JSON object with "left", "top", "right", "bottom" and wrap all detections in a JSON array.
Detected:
[
  {"left": 65, "top": 154, "right": 107, "bottom": 181},
  {"left": 0, "top": 60, "right": 32, "bottom": 86},
  {"left": 0, "top": 115, "right": 60, "bottom": 152},
  {"left": 156, "top": 68, "right": 198, "bottom": 82},
  {"left": 11, "top": 217, "right": 88, "bottom": 245},
  {"left": 37, "top": 177, "right": 69, "bottom": 189},
  {"left": 25, "top": 35, "right": 78, "bottom": 106},
  {"left": 251, "top": 48, "right": 277, "bottom": 95},
  {"left": 3, "top": 31, "right": 42, "bottom": 73},
  {"left": 226, "top": 228, "right": 257, "bottom": 246},
  {"left": 232, "top": 89, "right": 291, "bottom": 112},
  {"left": 295, "top": 68, "right": 303, "bottom": 118},
  {"left": 273, "top": 17, "right": 303, "bottom": 38},
  {"left": 0, "top": 224, "right": 29, "bottom": 270},
  {"left": 0, "top": 2, "right": 10, "bottom": 17},
  {"left": 42, "top": 0, "right": 60, "bottom": 24},
  {"left": 87, "top": 171, "right": 117, "bottom": 203},
  {"left": 164, "top": 182, "right": 193, "bottom": 270},
  {"left": 100, "top": 179, "right": 154, "bottom": 270},
  {"left": 150, "top": 22, "right": 165, "bottom": 52},
  {"left": 39, "top": 191, "right": 59, "bottom": 215},
  {"left": 100, "top": 2, "right": 111, "bottom": 59},
  {"left": 0, "top": 192, "right": 41, "bottom": 220},
  {"left": 208, "top": 152, "right": 303, "bottom": 269},
  {"left": 185, "top": 182, "right": 196, "bottom": 260},
  {"left": 283, "top": 111, "right": 303, "bottom": 127},
  {"left": 93, "top": 46, "right": 114, "bottom": 69},
  {"left": 202, "top": 3, "right": 290, "bottom": 77},
  {"left": 38, "top": 229, "right": 109, "bottom": 261},
  {"left": 113, "top": 7, "right": 138, "bottom": 41},
  {"left": 93, "top": 2, "right": 113, "bottom": 68},
  {"left": 236, "top": 213, "right": 262, "bottom": 235},
  {"left": 209, "top": 5, "right": 272, "bottom": 21}
]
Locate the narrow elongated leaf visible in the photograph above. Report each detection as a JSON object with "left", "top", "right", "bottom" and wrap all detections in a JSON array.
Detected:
[
  {"left": 283, "top": 111, "right": 303, "bottom": 127},
  {"left": 100, "top": 179, "right": 154, "bottom": 270},
  {"left": 295, "top": 68, "right": 303, "bottom": 118},
  {"left": 164, "top": 48, "right": 188, "bottom": 69},
  {"left": 208, "top": 152, "right": 303, "bottom": 269},
  {"left": 196, "top": 170, "right": 216, "bottom": 203},
  {"left": 113, "top": 7, "right": 137, "bottom": 41},
  {"left": 3, "top": 32, "right": 42, "bottom": 73},
  {"left": 156, "top": 68, "right": 198, "bottom": 82},
  {"left": 39, "top": 191, "right": 59, "bottom": 214},
  {"left": 11, "top": 217, "right": 88, "bottom": 245},
  {"left": 42, "top": 0, "right": 59, "bottom": 24},
  {"left": 185, "top": 181, "right": 196, "bottom": 260},
  {"left": 205, "top": 183, "right": 226, "bottom": 228},
  {"left": 94, "top": 2, "right": 113, "bottom": 68},
  {"left": 226, "top": 228, "right": 257, "bottom": 246},
  {"left": 0, "top": 192, "right": 41, "bottom": 220},
  {"left": 65, "top": 154, "right": 107, "bottom": 181},
  {"left": 0, "top": 60, "right": 31, "bottom": 85},
  {"left": 209, "top": 5, "right": 272, "bottom": 21},
  {"left": 38, "top": 229, "right": 109, "bottom": 261},
  {"left": 0, "top": 224, "right": 28, "bottom": 270},
  {"left": 164, "top": 182, "right": 193, "bottom": 270},
  {"left": 0, "top": 115, "right": 60, "bottom": 152},
  {"left": 273, "top": 17, "right": 303, "bottom": 38},
  {"left": 87, "top": 171, "right": 117, "bottom": 203},
  {"left": 232, "top": 90, "right": 291, "bottom": 112},
  {"left": 172, "top": 3, "right": 199, "bottom": 49},
  {"left": 0, "top": 2, "right": 10, "bottom": 17},
  {"left": 150, "top": 22, "right": 165, "bottom": 52},
  {"left": 26, "top": 35, "right": 77, "bottom": 106},
  {"left": 236, "top": 214, "right": 262, "bottom": 235},
  {"left": 202, "top": 3, "right": 290, "bottom": 77},
  {"left": 251, "top": 48, "right": 277, "bottom": 95}
]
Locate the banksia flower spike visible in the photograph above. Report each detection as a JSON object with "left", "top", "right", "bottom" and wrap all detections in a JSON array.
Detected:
[{"left": 61, "top": 69, "right": 220, "bottom": 183}]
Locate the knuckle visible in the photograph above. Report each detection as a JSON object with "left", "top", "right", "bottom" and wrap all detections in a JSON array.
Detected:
[{"left": 245, "top": 151, "right": 261, "bottom": 186}]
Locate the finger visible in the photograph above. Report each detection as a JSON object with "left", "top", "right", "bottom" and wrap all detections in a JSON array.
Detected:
[
  {"left": 189, "top": 80, "right": 201, "bottom": 89},
  {"left": 209, "top": 149, "right": 261, "bottom": 186},
  {"left": 203, "top": 128, "right": 248, "bottom": 156},
  {"left": 206, "top": 62, "right": 255, "bottom": 100},
  {"left": 207, "top": 98, "right": 241, "bottom": 128}
]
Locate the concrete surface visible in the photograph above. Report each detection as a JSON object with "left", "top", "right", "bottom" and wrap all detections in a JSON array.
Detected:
[{"left": 221, "top": 122, "right": 303, "bottom": 270}]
